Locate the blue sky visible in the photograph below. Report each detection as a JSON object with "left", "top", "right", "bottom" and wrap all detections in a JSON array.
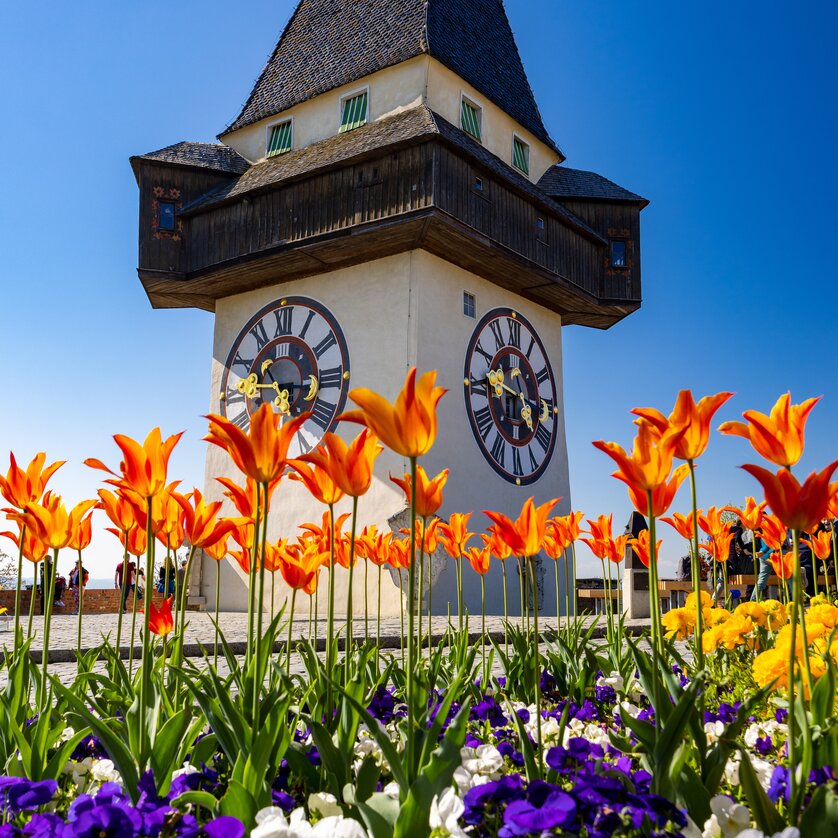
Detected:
[{"left": 0, "top": 1, "right": 835, "bottom": 580}]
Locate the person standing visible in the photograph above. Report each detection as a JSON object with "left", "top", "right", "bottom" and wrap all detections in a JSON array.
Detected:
[
  {"left": 69, "top": 562, "right": 89, "bottom": 615},
  {"left": 115, "top": 558, "right": 136, "bottom": 612}
]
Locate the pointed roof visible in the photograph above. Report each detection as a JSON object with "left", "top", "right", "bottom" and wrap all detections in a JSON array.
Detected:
[
  {"left": 539, "top": 166, "right": 648, "bottom": 205},
  {"left": 221, "top": 0, "right": 557, "bottom": 152}
]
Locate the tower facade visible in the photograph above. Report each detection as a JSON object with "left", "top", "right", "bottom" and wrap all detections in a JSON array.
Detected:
[{"left": 131, "top": 0, "right": 647, "bottom": 616}]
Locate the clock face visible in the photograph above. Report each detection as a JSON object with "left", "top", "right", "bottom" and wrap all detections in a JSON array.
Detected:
[
  {"left": 220, "top": 296, "right": 350, "bottom": 456},
  {"left": 463, "top": 308, "right": 558, "bottom": 485}
]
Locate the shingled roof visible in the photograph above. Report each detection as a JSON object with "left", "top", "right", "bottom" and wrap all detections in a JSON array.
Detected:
[
  {"left": 221, "top": 0, "right": 558, "bottom": 153},
  {"left": 538, "top": 166, "right": 648, "bottom": 205},
  {"left": 130, "top": 142, "right": 250, "bottom": 181}
]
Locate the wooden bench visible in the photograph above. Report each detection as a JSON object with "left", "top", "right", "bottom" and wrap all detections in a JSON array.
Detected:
[
  {"left": 727, "top": 574, "right": 827, "bottom": 600},
  {"left": 658, "top": 580, "right": 696, "bottom": 610},
  {"left": 578, "top": 585, "right": 690, "bottom": 615}
]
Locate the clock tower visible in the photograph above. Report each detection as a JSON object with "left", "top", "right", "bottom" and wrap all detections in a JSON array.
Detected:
[{"left": 130, "top": 0, "right": 647, "bottom": 618}]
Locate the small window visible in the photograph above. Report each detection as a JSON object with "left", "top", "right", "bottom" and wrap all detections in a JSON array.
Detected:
[
  {"left": 266, "top": 120, "right": 293, "bottom": 157},
  {"left": 460, "top": 97, "right": 482, "bottom": 142},
  {"left": 611, "top": 240, "right": 627, "bottom": 267},
  {"left": 340, "top": 91, "right": 368, "bottom": 133},
  {"left": 473, "top": 176, "right": 483, "bottom": 192},
  {"left": 158, "top": 202, "right": 176, "bottom": 231},
  {"left": 512, "top": 136, "right": 530, "bottom": 175},
  {"left": 536, "top": 217, "right": 545, "bottom": 231},
  {"left": 463, "top": 292, "right": 476, "bottom": 318}
]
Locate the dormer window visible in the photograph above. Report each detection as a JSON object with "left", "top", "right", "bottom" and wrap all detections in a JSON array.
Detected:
[
  {"left": 158, "top": 201, "right": 176, "bottom": 231},
  {"left": 266, "top": 119, "right": 293, "bottom": 157},
  {"left": 512, "top": 135, "right": 530, "bottom": 176},
  {"left": 460, "top": 96, "right": 482, "bottom": 142},
  {"left": 340, "top": 90, "right": 368, "bottom": 133},
  {"left": 611, "top": 240, "right": 627, "bottom": 267}
]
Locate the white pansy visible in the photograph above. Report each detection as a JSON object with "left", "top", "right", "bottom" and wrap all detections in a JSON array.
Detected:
[
  {"left": 704, "top": 721, "right": 726, "bottom": 745},
  {"left": 460, "top": 744, "right": 503, "bottom": 777},
  {"left": 59, "top": 727, "right": 75, "bottom": 743},
  {"left": 430, "top": 788, "right": 468, "bottom": 837},
  {"left": 743, "top": 720, "right": 785, "bottom": 750},
  {"left": 750, "top": 756, "right": 774, "bottom": 790},
  {"left": 723, "top": 753, "right": 741, "bottom": 786},
  {"left": 453, "top": 766, "right": 491, "bottom": 795},
  {"left": 617, "top": 701, "right": 642, "bottom": 721},
  {"left": 597, "top": 671, "right": 625, "bottom": 693},
  {"left": 382, "top": 781, "right": 400, "bottom": 800},
  {"left": 310, "top": 816, "right": 369, "bottom": 837},
  {"left": 703, "top": 795, "right": 750, "bottom": 837},
  {"left": 252, "top": 807, "right": 313, "bottom": 838},
  {"left": 90, "top": 758, "right": 121, "bottom": 785},
  {"left": 738, "top": 830, "right": 800, "bottom": 838},
  {"left": 309, "top": 791, "right": 342, "bottom": 819}
]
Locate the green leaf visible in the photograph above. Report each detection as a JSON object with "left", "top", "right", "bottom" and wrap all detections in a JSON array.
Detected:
[
  {"left": 355, "top": 756, "right": 381, "bottom": 803},
  {"left": 220, "top": 779, "right": 257, "bottom": 829},
  {"left": 150, "top": 709, "right": 194, "bottom": 797},
  {"left": 352, "top": 791, "right": 399, "bottom": 838},
  {"left": 736, "top": 749, "right": 785, "bottom": 835},
  {"left": 800, "top": 784, "right": 838, "bottom": 837},
  {"left": 171, "top": 790, "right": 220, "bottom": 814}
]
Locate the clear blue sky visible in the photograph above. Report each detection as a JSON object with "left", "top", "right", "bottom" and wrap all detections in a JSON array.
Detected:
[{"left": 0, "top": 1, "right": 835, "bottom": 580}]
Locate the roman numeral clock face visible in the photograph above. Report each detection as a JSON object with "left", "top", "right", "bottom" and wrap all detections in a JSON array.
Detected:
[
  {"left": 464, "top": 308, "right": 558, "bottom": 485},
  {"left": 220, "top": 297, "right": 350, "bottom": 456}
]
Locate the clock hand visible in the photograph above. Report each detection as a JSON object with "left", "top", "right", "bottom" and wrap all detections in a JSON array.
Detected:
[
  {"left": 486, "top": 369, "right": 534, "bottom": 431},
  {"left": 303, "top": 374, "right": 319, "bottom": 402}
]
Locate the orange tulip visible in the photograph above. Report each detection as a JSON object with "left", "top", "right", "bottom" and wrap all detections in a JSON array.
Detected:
[
  {"left": 391, "top": 466, "right": 448, "bottom": 518},
  {"left": 288, "top": 459, "right": 344, "bottom": 506},
  {"left": 466, "top": 545, "right": 491, "bottom": 576},
  {"left": 107, "top": 525, "right": 147, "bottom": 557},
  {"left": 803, "top": 530, "right": 832, "bottom": 561},
  {"left": 828, "top": 482, "right": 838, "bottom": 518},
  {"left": 205, "top": 403, "right": 306, "bottom": 484},
  {"left": 155, "top": 489, "right": 186, "bottom": 550},
  {"left": 230, "top": 547, "right": 251, "bottom": 575},
  {"left": 388, "top": 537, "right": 410, "bottom": 570},
  {"left": 701, "top": 529, "right": 735, "bottom": 564},
  {"left": 299, "top": 429, "right": 382, "bottom": 497},
  {"left": 86, "top": 428, "right": 182, "bottom": 499},
  {"left": 615, "top": 462, "right": 689, "bottom": 517},
  {"left": 580, "top": 514, "right": 630, "bottom": 564},
  {"left": 230, "top": 518, "right": 255, "bottom": 554},
  {"left": 216, "top": 476, "right": 280, "bottom": 520},
  {"left": 593, "top": 421, "right": 686, "bottom": 496},
  {"left": 146, "top": 596, "right": 174, "bottom": 636},
  {"left": 68, "top": 509, "right": 94, "bottom": 552},
  {"left": 0, "top": 452, "right": 65, "bottom": 511},
  {"left": 359, "top": 529, "right": 393, "bottom": 567},
  {"left": 719, "top": 392, "right": 820, "bottom": 468},
  {"left": 175, "top": 489, "right": 235, "bottom": 550},
  {"left": 97, "top": 489, "right": 137, "bottom": 534},
  {"left": 661, "top": 510, "right": 697, "bottom": 541},
  {"left": 120, "top": 482, "right": 182, "bottom": 537},
  {"left": 628, "top": 528, "right": 662, "bottom": 568},
  {"left": 276, "top": 541, "right": 327, "bottom": 594},
  {"left": 203, "top": 534, "right": 230, "bottom": 562},
  {"left": 770, "top": 551, "right": 794, "bottom": 580},
  {"left": 632, "top": 390, "right": 734, "bottom": 462},
  {"left": 727, "top": 496, "right": 767, "bottom": 532},
  {"left": 341, "top": 367, "right": 447, "bottom": 458},
  {"left": 481, "top": 528, "right": 512, "bottom": 561},
  {"left": 551, "top": 511, "right": 584, "bottom": 546},
  {"left": 439, "top": 512, "right": 474, "bottom": 560},
  {"left": 403, "top": 517, "right": 441, "bottom": 554},
  {"left": 698, "top": 506, "right": 729, "bottom": 541},
  {"left": 1, "top": 524, "right": 48, "bottom": 563},
  {"left": 759, "top": 512, "right": 788, "bottom": 552},
  {"left": 484, "top": 496, "right": 560, "bottom": 557},
  {"left": 542, "top": 528, "right": 565, "bottom": 561},
  {"left": 17, "top": 494, "right": 97, "bottom": 551},
  {"left": 742, "top": 461, "right": 838, "bottom": 533}
]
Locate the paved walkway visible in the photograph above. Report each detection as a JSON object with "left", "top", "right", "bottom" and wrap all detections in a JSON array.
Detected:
[{"left": 3, "top": 612, "right": 651, "bottom": 663}]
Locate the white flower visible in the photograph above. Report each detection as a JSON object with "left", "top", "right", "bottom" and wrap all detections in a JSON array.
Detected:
[
  {"left": 430, "top": 788, "right": 467, "bottom": 837},
  {"left": 703, "top": 795, "right": 750, "bottom": 838},
  {"left": 171, "top": 762, "right": 200, "bottom": 780},
  {"left": 59, "top": 727, "right": 75, "bottom": 743},
  {"left": 743, "top": 720, "right": 785, "bottom": 751},
  {"left": 617, "top": 701, "right": 642, "bottom": 720},
  {"left": 309, "top": 792, "right": 342, "bottom": 819},
  {"left": 738, "top": 830, "right": 800, "bottom": 838},
  {"left": 704, "top": 721, "right": 726, "bottom": 745},
  {"left": 597, "top": 671, "right": 625, "bottom": 693},
  {"left": 310, "top": 816, "right": 369, "bottom": 837},
  {"left": 90, "top": 758, "right": 121, "bottom": 785},
  {"left": 723, "top": 753, "right": 741, "bottom": 787},
  {"left": 252, "top": 808, "right": 314, "bottom": 838},
  {"left": 381, "top": 782, "right": 400, "bottom": 800},
  {"left": 750, "top": 756, "right": 774, "bottom": 791},
  {"left": 460, "top": 744, "right": 503, "bottom": 777}
]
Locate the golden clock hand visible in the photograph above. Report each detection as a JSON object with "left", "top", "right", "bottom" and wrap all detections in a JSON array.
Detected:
[
  {"left": 304, "top": 374, "right": 319, "bottom": 402},
  {"left": 236, "top": 373, "right": 259, "bottom": 399},
  {"left": 540, "top": 399, "right": 550, "bottom": 423}
]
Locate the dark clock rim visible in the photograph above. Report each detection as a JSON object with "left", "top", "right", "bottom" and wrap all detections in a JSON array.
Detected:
[
  {"left": 220, "top": 295, "right": 351, "bottom": 429},
  {"left": 463, "top": 306, "right": 558, "bottom": 486}
]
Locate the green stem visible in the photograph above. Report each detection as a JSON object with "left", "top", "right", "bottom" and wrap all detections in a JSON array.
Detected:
[
  {"left": 406, "top": 456, "right": 418, "bottom": 783},
  {"left": 688, "top": 462, "right": 705, "bottom": 672},
  {"left": 364, "top": 552, "right": 369, "bottom": 643},
  {"left": 286, "top": 587, "right": 297, "bottom": 675},
  {"left": 115, "top": 542, "right": 129, "bottom": 659},
  {"left": 174, "top": 545, "right": 197, "bottom": 667},
  {"left": 346, "top": 496, "right": 358, "bottom": 679},
  {"left": 13, "top": 526, "right": 25, "bottom": 655},
  {"left": 140, "top": 498, "right": 154, "bottom": 767},
  {"left": 787, "top": 535, "right": 799, "bottom": 812},
  {"left": 376, "top": 563, "right": 382, "bottom": 672},
  {"left": 214, "top": 559, "right": 221, "bottom": 669},
  {"left": 325, "top": 504, "right": 336, "bottom": 715},
  {"left": 129, "top": 568, "right": 139, "bottom": 677},
  {"left": 528, "top": 556, "right": 542, "bottom": 776},
  {"left": 247, "top": 489, "right": 261, "bottom": 668},
  {"left": 398, "top": 568, "right": 405, "bottom": 668},
  {"left": 40, "top": 549, "right": 59, "bottom": 708},
  {"left": 76, "top": 549, "right": 84, "bottom": 669},
  {"left": 501, "top": 559, "right": 509, "bottom": 660},
  {"left": 563, "top": 548, "right": 571, "bottom": 630},
  {"left": 457, "top": 546, "right": 464, "bottom": 633},
  {"left": 554, "top": 559, "right": 561, "bottom": 633},
  {"left": 480, "top": 573, "right": 487, "bottom": 689},
  {"left": 255, "top": 482, "right": 269, "bottom": 680}
]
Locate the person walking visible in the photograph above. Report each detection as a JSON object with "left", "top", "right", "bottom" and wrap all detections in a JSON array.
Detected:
[
  {"left": 69, "top": 562, "right": 89, "bottom": 615},
  {"left": 115, "top": 558, "right": 136, "bottom": 612},
  {"left": 750, "top": 529, "right": 773, "bottom": 601}
]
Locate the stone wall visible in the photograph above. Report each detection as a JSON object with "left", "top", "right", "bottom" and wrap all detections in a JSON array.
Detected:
[{"left": 0, "top": 589, "right": 167, "bottom": 615}]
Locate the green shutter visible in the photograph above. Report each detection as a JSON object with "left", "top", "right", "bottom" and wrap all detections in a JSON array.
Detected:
[
  {"left": 340, "top": 92, "right": 368, "bottom": 133},
  {"left": 512, "top": 138, "right": 530, "bottom": 175},
  {"left": 267, "top": 121, "right": 292, "bottom": 157},
  {"left": 461, "top": 100, "right": 481, "bottom": 141}
]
